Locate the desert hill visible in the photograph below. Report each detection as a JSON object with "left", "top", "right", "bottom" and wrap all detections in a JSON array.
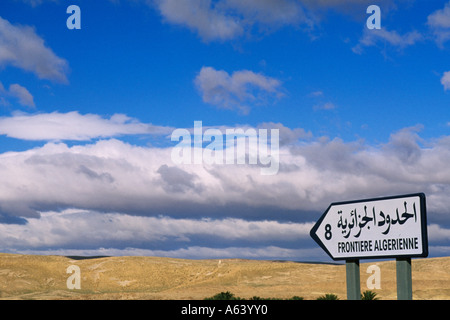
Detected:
[{"left": 0, "top": 253, "right": 449, "bottom": 300}]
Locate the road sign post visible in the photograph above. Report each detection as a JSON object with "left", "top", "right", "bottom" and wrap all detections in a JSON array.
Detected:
[
  {"left": 310, "top": 193, "right": 428, "bottom": 300},
  {"left": 346, "top": 259, "right": 361, "bottom": 300},
  {"left": 396, "top": 257, "right": 412, "bottom": 300}
]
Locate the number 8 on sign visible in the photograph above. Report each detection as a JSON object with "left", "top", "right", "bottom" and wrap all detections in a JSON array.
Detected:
[{"left": 325, "top": 224, "right": 332, "bottom": 240}]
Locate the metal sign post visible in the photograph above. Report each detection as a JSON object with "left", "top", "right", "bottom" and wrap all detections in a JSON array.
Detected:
[
  {"left": 310, "top": 193, "right": 428, "bottom": 300},
  {"left": 396, "top": 257, "right": 412, "bottom": 300},
  {"left": 346, "top": 259, "right": 361, "bottom": 300}
]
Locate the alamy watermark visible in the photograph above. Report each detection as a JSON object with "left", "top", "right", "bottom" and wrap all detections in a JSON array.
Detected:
[
  {"left": 366, "top": 5, "right": 381, "bottom": 30},
  {"left": 66, "top": 5, "right": 81, "bottom": 30},
  {"left": 171, "top": 121, "right": 280, "bottom": 175},
  {"left": 66, "top": 265, "right": 81, "bottom": 290},
  {"left": 366, "top": 264, "right": 381, "bottom": 290}
]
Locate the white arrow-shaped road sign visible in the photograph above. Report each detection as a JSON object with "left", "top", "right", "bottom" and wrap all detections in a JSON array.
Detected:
[{"left": 310, "top": 193, "right": 428, "bottom": 260}]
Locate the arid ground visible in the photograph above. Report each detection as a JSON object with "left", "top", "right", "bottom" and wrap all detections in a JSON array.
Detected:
[{"left": 0, "top": 253, "right": 449, "bottom": 300}]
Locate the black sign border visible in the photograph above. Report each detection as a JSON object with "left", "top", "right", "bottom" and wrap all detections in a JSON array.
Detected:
[{"left": 310, "top": 193, "right": 428, "bottom": 261}]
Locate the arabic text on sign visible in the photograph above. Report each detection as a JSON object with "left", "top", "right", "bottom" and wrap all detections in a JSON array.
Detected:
[{"left": 335, "top": 201, "right": 417, "bottom": 239}]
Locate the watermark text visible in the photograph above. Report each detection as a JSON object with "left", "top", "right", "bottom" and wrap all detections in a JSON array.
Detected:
[{"left": 171, "top": 121, "right": 279, "bottom": 175}]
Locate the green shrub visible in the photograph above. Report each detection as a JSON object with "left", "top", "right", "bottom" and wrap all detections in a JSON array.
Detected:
[
  {"left": 316, "top": 293, "right": 339, "bottom": 300},
  {"left": 361, "top": 290, "right": 379, "bottom": 300},
  {"left": 204, "top": 291, "right": 239, "bottom": 300}
]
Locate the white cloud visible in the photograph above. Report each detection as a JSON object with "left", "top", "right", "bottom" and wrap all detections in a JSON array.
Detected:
[
  {"left": 427, "top": 2, "right": 450, "bottom": 28},
  {"left": 427, "top": 1, "right": 450, "bottom": 47},
  {"left": 7, "top": 84, "right": 35, "bottom": 107},
  {"left": 0, "top": 209, "right": 312, "bottom": 249},
  {"left": 153, "top": 0, "right": 313, "bottom": 41},
  {"left": 0, "top": 123, "right": 449, "bottom": 220},
  {"left": 309, "top": 91, "right": 323, "bottom": 97},
  {"left": 0, "top": 82, "right": 35, "bottom": 108},
  {"left": 313, "top": 102, "right": 336, "bottom": 111},
  {"left": 301, "top": 0, "right": 395, "bottom": 14},
  {"left": 257, "top": 122, "right": 312, "bottom": 146},
  {"left": 428, "top": 224, "right": 450, "bottom": 242},
  {"left": 0, "top": 111, "right": 173, "bottom": 141},
  {"left": 0, "top": 16, "right": 69, "bottom": 83},
  {"left": 195, "top": 66, "right": 284, "bottom": 114},
  {"left": 0, "top": 207, "right": 319, "bottom": 260},
  {"left": 154, "top": 0, "right": 244, "bottom": 41},
  {"left": 441, "top": 71, "right": 450, "bottom": 91},
  {"left": 353, "top": 28, "right": 422, "bottom": 54},
  {"left": 223, "top": 0, "right": 313, "bottom": 28}
]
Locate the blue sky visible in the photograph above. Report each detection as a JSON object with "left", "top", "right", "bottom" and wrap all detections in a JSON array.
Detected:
[{"left": 1, "top": 0, "right": 450, "bottom": 262}]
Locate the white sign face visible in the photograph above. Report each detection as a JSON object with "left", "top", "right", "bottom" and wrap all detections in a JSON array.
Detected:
[{"left": 310, "top": 193, "right": 428, "bottom": 260}]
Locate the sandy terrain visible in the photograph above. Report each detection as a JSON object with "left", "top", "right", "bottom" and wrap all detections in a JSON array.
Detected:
[{"left": 0, "top": 253, "right": 449, "bottom": 300}]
